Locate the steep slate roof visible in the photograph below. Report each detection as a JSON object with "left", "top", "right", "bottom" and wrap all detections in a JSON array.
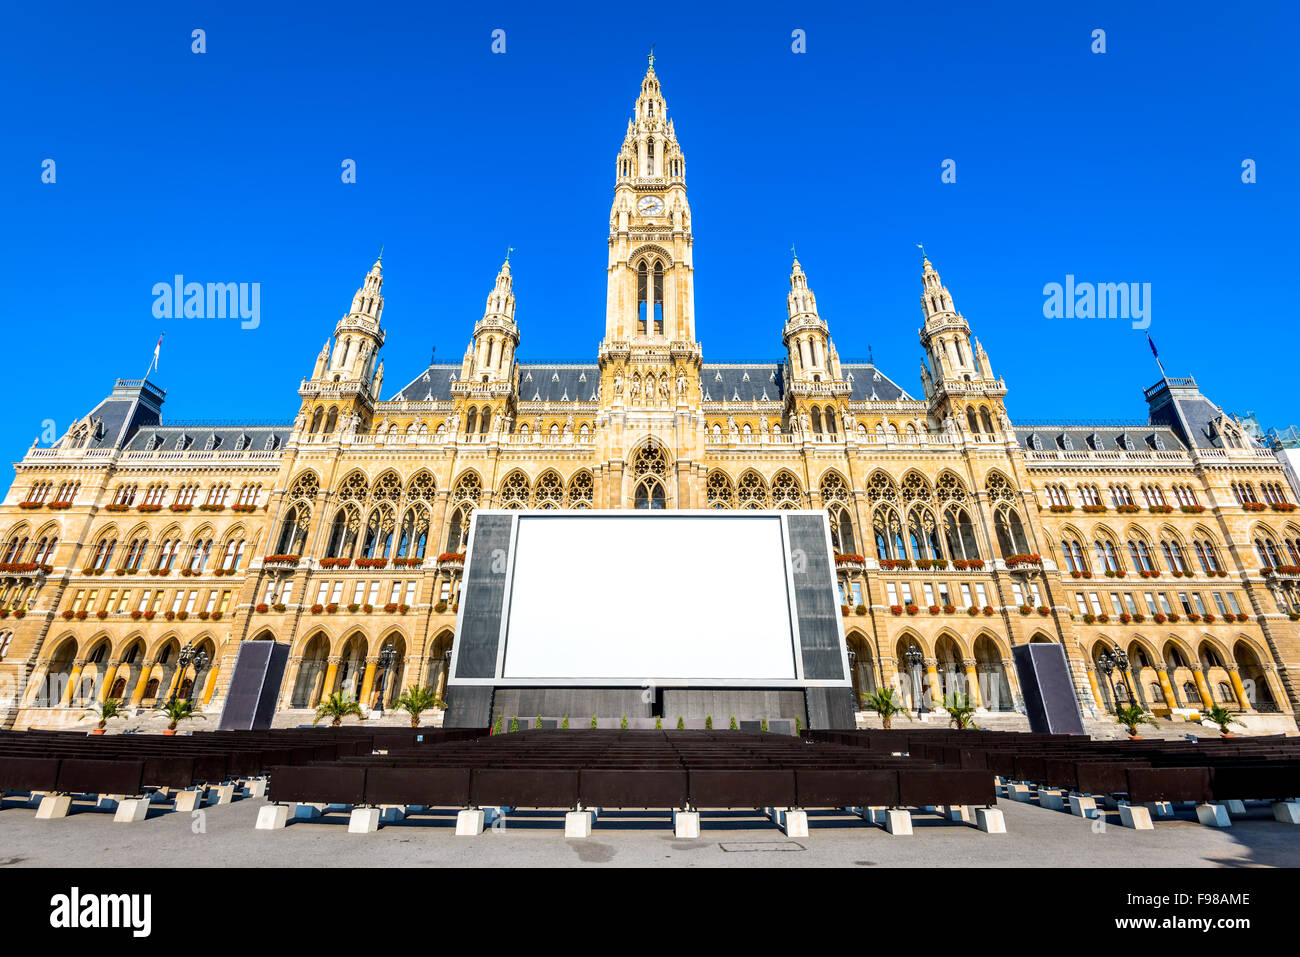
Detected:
[
  {"left": 72, "top": 379, "right": 165, "bottom": 450},
  {"left": 390, "top": 360, "right": 911, "bottom": 404},
  {"left": 1145, "top": 377, "right": 1232, "bottom": 450},
  {"left": 123, "top": 425, "right": 292, "bottom": 453},
  {"left": 1013, "top": 424, "right": 1187, "bottom": 453}
]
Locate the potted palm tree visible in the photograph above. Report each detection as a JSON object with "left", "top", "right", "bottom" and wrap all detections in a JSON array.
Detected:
[
  {"left": 861, "top": 687, "right": 910, "bottom": 730},
  {"left": 158, "top": 697, "right": 205, "bottom": 734},
  {"left": 944, "top": 693, "right": 979, "bottom": 730},
  {"left": 393, "top": 685, "right": 444, "bottom": 728},
  {"left": 1204, "top": 704, "right": 1244, "bottom": 738},
  {"left": 313, "top": 691, "right": 365, "bottom": 727},
  {"left": 1115, "top": 704, "right": 1156, "bottom": 738},
  {"left": 83, "top": 697, "right": 126, "bottom": 734}
]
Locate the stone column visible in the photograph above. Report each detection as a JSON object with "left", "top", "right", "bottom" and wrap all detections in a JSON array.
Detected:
[
  {"left": 358, "top": 658, "right": 378, "bottom": 708},
  {"left": 129, "top": 667, "right": 151, "bottom": 706},
  {"left": 1156, "top": 664, "right": 1177, "bottom": 712},
  {"left": 1227, "top": 665, "right": 1252, "bottom": 711},
  {"left": 1191, "top": 666, "right": 1214, "bottom": 710},
  {"left": 99, "top": 664, "right": 119, "bottom": 702},
  {"left": 59, "top": 665, "right": 82, "bottom": 706},
  {"left": 1086, "top": 667, "right": 1106, "bottom": 709},
  {"left": 963, "top": 661, "right": 982, "bottom": 708},
  {"left": 924, "top": 660, "right": 942, "bottom": 711},
  {"left": 320, "top": 657, "right": 342, "bottom": 702}
]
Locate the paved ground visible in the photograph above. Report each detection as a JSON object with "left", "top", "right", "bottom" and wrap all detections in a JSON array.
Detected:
[{"left": 2, "top": 789, "right": 1298, "bottom": 867}]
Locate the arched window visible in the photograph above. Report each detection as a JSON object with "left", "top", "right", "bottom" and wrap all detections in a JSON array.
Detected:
[
  {"left": 324, "top": 408, "right": 338, "bottom": 433},
  {"left": 653, "top": 262, "right": 664, "bottom": 334},
  {"left": 326, "top": 506, "right": 359, "bottom": 558},
  {"left": 361, "top": 507, "right": 394, "bottom": 559},
  {"left": 811, "top": 408, "right": 823, "bottom": 433},
  {"left": 396, "top": 507, "right": 429, "bottom": 559},
  {"left": 967, "top": 408, "right": 979, "bottom": 432},
  {"left": 872, "top": 506, "right": 905, "bottom": 560},
  {"left": 908, "top": 507, "right": 942, "bottom": 560},
  {"left": 466, "top": 408, "right": 477, "bottom": 435},
  {"left": 1093, "top": 538, "right": 1120, "bottom": 573},
  {"left": 994, "top": 507, "right": 1029, "bottom": 557},
  {"left": 980, "top": 408, "right": 995, "bottom": 433},
  {"left": 309, "top": 408, "right": 324, "bottom": 433},
  {"left": 637, "top": 262, "right": 648, "bottom": 334},
  {"left": 829, "top": 506, "right": 855, "bottom": 553},
  {"left": 481, "top": 408, "right": 491, "bottom": 434},
  {"left": 943, "top": 507, "right": 980, "bottom": 560},
  {"left": 1128, "top": 536, "right": 1155, "bottom": 573},
  {"left": 635, "top": 479, "right": 666, "bottom": 510}
]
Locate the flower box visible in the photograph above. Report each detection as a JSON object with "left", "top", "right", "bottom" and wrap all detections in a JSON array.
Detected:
[
  {"left": 393, "top": 557, "right": 423, "bottom": 568},
  {"left": 62, "top": 610, "right": 75, "bottom": 620},
  {"left": 399, "top": 604, "right": 410, "bottom": 614},
  {"left": 889, "top": 605, "right": 903, "bottom": 616},
  {"left": 834, "top": 553, "right": 866, "bottom": 565},
  {"left": 1291, "top": 613, "right": 1300, "bottom": 622},
  {"left": 325, "top": 603, "right": 338, "bottom": 614},
  {"left": 1153, "top": 613, "right": 1167, "bottom": 624},
  {"left": 347, "top": 603, "right": 360, "bottom": 613},
  {"left": 1147, "top": 505, "right": 1173, "bottom": 514},
  {"left": 321, "top": 558, "right": 352, "bottom": 569},
  {"left": 1180, "top": 505, "right": 1205, "bottom": 513},
  {"left": 904, "top": 604, "right": 919, "bottom": 616},
  {"left": 1202, "top": 613, "right": 1216, "bottom": 623},
  {"left": 261, "top": 555, "right": 300, "bottom": 567},
  {"left": 384, "top": 603, "right": 399, "bottom": 614},
  {"left": 915, "top": 559, "right": 947, "bottom": 571},
  {"left": 1095, "top": 614, "right": 1109, "bottom": 623},
  {"left": 311, "top": 604, "right": 324, "bottom": 614},
  {"left": 880, "top": 559, "right": 912, "bottom": 571},
  {"left": 47, "top": 502, "right": 73, "bottom": 509},
  {"left": 952, "top": 559, "right": 985, "bottom": 571},
  {"left": 104, "top": 503, "right": 131, "bottom": 512},
  {"left": 1187, "top": 612, "right": 1201, "bottom": 622},
  {"left": 1083, "top": 613, "right": 1096, "bottom": 624},
  {"left": 1115, "top": 505, "right": 1140, "bottom": 514},
  {"left": 164, "top": 611, "right": 176, "bottom": 621},
  {"left": 130, "top": 610, "right": 143, "bottom": 620},
  {"left": 1048, "top": 505, "right": 1074, "bottom": 513},
  {"left": 1119, "top": 613, "right": 1132, "bottom": 624},
  {"left": 144, "top": 610, "right": 156, "bottom": 620},
  {"left": 255, "top": 603, "right": 269, "bottom": 613},
  {"left": 1271, "top": 503, "right": 1297, "bottom": 512},
  {"left": 177, "top": 611, "right": 189, "bottom": 621},
  {"left": 231, "top": 504, "right": 258, "bottom": 513},
  {"left": 928, "top": 604, "right": 941, "bottom": 615},
  {"left": 361, "top": 604, "right": 373, "bottom": 614},
  {"left": 1037, "top": 606, "right": 1051, "bottom": 616},
  {"left": 198, "top": 504, "right": 225, "bottom": 512},
  {"left": 17, "top": 501, "right": 44, "bottom": 509},
  {"left": 1236, "top": 613, "right": 1249, "bottom": 622},
  {"left": 841, "top": 605, "right": 850, "bottom": 617},
  {"left": 1019, "top": 605, "right": 1032, "bottom": 615},
  {"left": 1166, "top": 613, "right": 1180, "bottom": 623},
  {"left": 983, "top": 606, "right": 995, "bottom": 616},
  {"left": 96, "top": 610, "right": 108, "bottom": 620},
  {"left": 197, "top": 611, "right": 210, "bottom": 620},
  {"left": 434, "top": 600, "right": 448, "bottom": 613},
  {"left": 1081, "top": 504, "right": 1107, "bottom": 513},
  {"left": 169, "top": 504, "right": 193, "bottom": 512},
  {"left": 1005, "top": 554, "right": 1042, "bottom": 568},
  {"left": 356, "top": 558, "right": 388, "bottom": 569},
  {"left": 967, "top": 606, "right": 979, "bottom": 616},
  {"left": 75, "top": 610, "right": 88, "bottom": 620},
  {"left": 211, "top": 612, "right": 222, "bottom": 620},
  {"left": 943, "top": 604, "right": 956, "bottom": 614},
  {"left": 857, "top": 604, "right": 868, "bottom": 615},
  {"left": 272, "top": 603, "right": 286, "bottom": 613},
  {"left": 437, "top": 552, "right": 466, "bottom": 563},
  {"left": 1242, "top": 502, "right": 1267, "bottom": 512}
]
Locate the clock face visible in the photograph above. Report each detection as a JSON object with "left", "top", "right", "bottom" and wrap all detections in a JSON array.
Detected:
[{"left": 637, "top": 196, "right": 665, "bottom": 216}]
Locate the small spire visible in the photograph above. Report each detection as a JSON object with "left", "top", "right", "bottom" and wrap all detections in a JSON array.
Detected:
[
  {"left": 790, "top": 243, "right": 799, "bottom": 264},
  {"left": 868, "top": 344, "right": 875, "bottom": 365},
  {"left": 377, "top": 243, "right": 384, "bottom": 263},
  {"left": 647, "top": 44, "right": 655, "bottom": 69},
  {"left": 505, "top": 245, "right": 514, "bottom": 264},
  {"left": 916, "top": 242, "right": 928, "bottom": 264}
]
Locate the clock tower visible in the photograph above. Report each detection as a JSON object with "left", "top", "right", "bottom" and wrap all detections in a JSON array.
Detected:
[{"left": 599, "top": 57, "right": 701, "bottom": 414}]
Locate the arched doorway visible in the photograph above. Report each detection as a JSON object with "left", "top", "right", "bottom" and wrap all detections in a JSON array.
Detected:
[
  {"left": 845, "top": 632, "right": 876, "bottom": 705},
  {"left": 426, "top": 630, "right": 454, "bottom": 704},
  {"left": 372, "top": 634, "right": 407, "bottom": 710},
  {"left": 291, "top": 633, "right": 329, "bottom": 708},
  {"left": 335, "top": 634, "right": 368, "bottom": 700},
  {"left": 1234, "top": 640, "right": 1279, "bottom": 712},
  {"left": 934, "top": 634, "right": 964, "bottom": 705},
  {"left": 974, "top": 635, "right": 1013, "bottom": 711},
  {"left": 39, "top": 637, "right": 78, "bottom": 707},
  {"left": 894, "top": 636, "right": 926, "bottom": 711}
]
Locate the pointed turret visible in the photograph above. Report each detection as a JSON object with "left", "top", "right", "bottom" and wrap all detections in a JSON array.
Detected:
[{"left": 462, "top": 258, "right": 520, "bottom": 385}]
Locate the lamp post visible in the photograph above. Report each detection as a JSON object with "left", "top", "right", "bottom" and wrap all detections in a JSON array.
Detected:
[
  {"left": 170, "top": 643, "right": 210, "bottom": 705},
  {"left": 847, "top": 649, "right": 858, "bottom": 707},
  {"left": 905, "top": 644, "right": 926, "bottom": 714},
  {"left": 371, "top": 645, "right": 398, "bottom": 715}
]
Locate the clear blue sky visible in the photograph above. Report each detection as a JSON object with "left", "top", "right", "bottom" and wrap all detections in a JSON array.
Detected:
[{"left": 1, "top": 1, "right": 1296, "bottom": 459}]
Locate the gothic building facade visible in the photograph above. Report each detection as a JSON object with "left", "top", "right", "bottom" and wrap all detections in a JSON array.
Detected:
[{"left": 2, "top": 64, "right": 1298, "bottom": 732}]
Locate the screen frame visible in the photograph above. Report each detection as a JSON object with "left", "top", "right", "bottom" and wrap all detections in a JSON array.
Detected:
[{"left": 447, "top": 508, "right": 851, "bottom": 689}]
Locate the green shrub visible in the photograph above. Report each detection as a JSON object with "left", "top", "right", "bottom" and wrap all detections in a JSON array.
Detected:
[
  {"left": 535, "top": 715, "right": 543, "bottom": 729},
  {"left": 562, "top": 715, "right": 569, "bottom": 729},
  {"left": 705, "top": 715, "right": 713, "bottom": 729},
  {"left": 728, "top": 714, "right": 738, "bottom": 730},
  {"left": 590, "top": 714, "right": 597, "bottom": 729},
  {"left": 493, "top": 715, "right": 503, "bottom": 734},
  {"left": 655, "top": 716, "right": 662, "bottom": 729},
  {"left": 620, "top": 714, "right": 629, "bottom": 729},
  {"left": 509, "top": 716, "right": 519, "bottom": 732},
  {"left": 761, "top": 717, "right": 768, "bottom": 733},
  {"left": 676, "top": 716, "right": 685, "bottom": 729}
]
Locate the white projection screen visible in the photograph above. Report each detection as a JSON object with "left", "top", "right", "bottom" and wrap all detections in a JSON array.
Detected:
[{"left": 501, "top": 512, "right": 798, "bottom": 682}]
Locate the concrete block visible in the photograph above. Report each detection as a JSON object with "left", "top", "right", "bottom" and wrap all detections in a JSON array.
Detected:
[
  {"left": 1007, "top": 783, "right": 1030, "bottom": 802},
  {"left": 35, "top": 794, "right": 72, "bottom": 819},
  {"left": 781, "top": 809, "right": 809, "bottom": 838},
  {"left": 946, "top": 805, "right": 974, "bottom": 824},
  {"left": 96, "top": 794, "right": 123, "bottom": 810},
  {"left": 1146, "top": 801, "right": 1175, "bottom": 818},
  {"left": 256, "top": 805, "right": 288, "bottom": 830},
  {"left": 379, "top": 805, "right": 406, "bottom": 824},
  {"left": 883, "top": 809, "right": 912, "bottom": 835},
  {"left": 113, "top": 798, "right": 151, "bottom": 823},
  {"left": 976, "top": 808, "right": 1006, "bottom": 833},
  {"left": 292, "top": 802, "right": 323, "bottom": 820},
  {"left": 1068, "top": 794, "right": 1098, "bottom": 819},
  {"left": 1196, "top": 803, "right": 1232, "bottom": 828},
  {"left": 863, "top": 806, "right": 888, "bottom": 825},
  {"left": 173, "top": 789, "right": 204, "bottom": 813},
  {"left": 348, "top": 807, "right": 381, "bottom": 834},
  {"left": 1038, "top": 790, "right": 1066, "bottom": 812},
  {"left": 245, "top": 778, "right": 267, "bottom": 799},
  {"left": 1271, "top": 801, "right": 1300, "bottom": 824},
  {"left": 1223, "top": 799, "right": 1247, "bottom": 815},
  {"left": 673, "top": 810, "right": 700, "bottom": 839},
  {"left": 564, "top": 810, "right": 594, "bottom": 838},
  {"left": 211, "top": 784, "right": 235, "bottom": 806},
  {"left": 456, "top": 808, "right": 485, "bottom": 836},
  {"left": 1118, "top": 804, "right": 1154, "bottom": 830}
]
